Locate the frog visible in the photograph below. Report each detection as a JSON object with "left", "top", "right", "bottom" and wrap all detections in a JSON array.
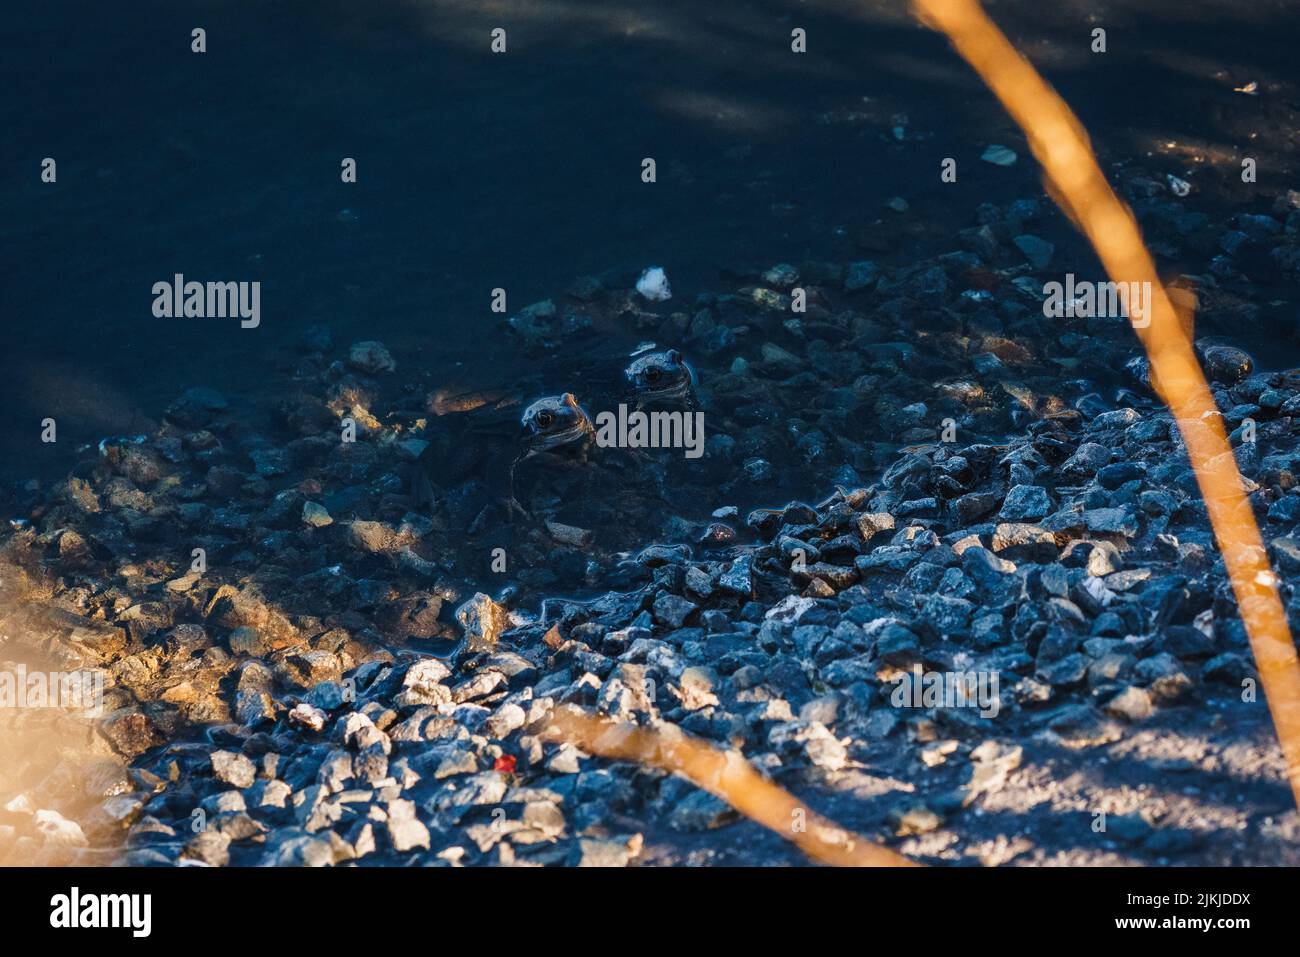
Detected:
[
  {"left": 519, "top": 393, "right": 596, "bottom": 455},
  {"left": 410, "top": 392, "right": 595, "bottom": 527},
  {"left": 625, "top": 349, "right": 698, "bottom": 410},
  {"left": 619, "top": 348, "right": 715, "bottom": 498}
]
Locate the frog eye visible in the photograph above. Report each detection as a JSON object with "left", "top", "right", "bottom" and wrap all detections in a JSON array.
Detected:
[
  {"left": 645, "top": 367, "right": 661, "bottom": 382},
  {"left": 536, "top": 411, "right": 554, "bottom": 428}
]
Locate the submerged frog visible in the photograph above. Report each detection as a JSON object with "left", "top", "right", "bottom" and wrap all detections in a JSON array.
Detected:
[
  {"left": 625, "top": 349, "right": 697, "bottom": 409},
  {"left": 409, "top": 350, "right": 709, "bottom": 540},
  {"left": 411, "top": 392, "right": 595, "bottom": 525},
  {"left": 519, "top": 393, "right": 596, "bottom": 454},
  {"left": 618, "top": 347, "right": 720, "bottom": 497}
]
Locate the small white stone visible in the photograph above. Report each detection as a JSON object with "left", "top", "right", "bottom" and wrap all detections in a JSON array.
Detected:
[{"left": 635, "top": 266, "right": 672, "bottom": 302}]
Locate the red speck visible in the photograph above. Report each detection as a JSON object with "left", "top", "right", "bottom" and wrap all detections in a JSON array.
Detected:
[{"left": 494, "top": 755, "right": 517, "bottom": 774}]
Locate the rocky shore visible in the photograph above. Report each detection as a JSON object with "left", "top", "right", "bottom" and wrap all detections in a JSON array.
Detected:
[{"left": 5, "top": 170, "right": 1300, "bottom": 866}]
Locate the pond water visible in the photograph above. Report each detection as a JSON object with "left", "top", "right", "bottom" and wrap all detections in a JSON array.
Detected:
[{"left": 5, "top": 0, "right": 1298, "bottom": 489}]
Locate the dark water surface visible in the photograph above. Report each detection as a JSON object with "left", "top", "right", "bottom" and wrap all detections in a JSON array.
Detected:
[{"left": 5, "top": 0, "right": 1299, "bottom": 484}]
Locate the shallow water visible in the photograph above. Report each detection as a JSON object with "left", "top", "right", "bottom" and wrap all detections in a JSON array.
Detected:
[{"left": 5, "top": 0, "right": 1300, "bottom": 487}]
